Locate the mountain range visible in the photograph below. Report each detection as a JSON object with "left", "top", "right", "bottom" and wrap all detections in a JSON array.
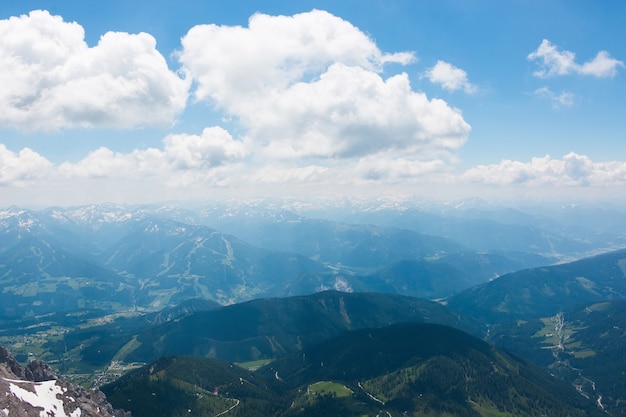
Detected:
[
  {"left": 3, "top": 201, "right": 626, "bottom": 416},
  {"left": 1, "top": 202, "right": 577, "bottom": 318}
]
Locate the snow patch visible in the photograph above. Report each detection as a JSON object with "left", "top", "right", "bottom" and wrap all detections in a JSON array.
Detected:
[{"left": 4, "top": 378, "right": 81, "bottom": 417}]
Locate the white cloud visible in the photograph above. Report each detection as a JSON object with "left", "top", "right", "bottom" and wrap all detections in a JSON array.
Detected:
[
  {"left": 533, "top": 87, "right": 575, "bottom": 108},
  {"left": 579, "top": 50, "right": 624, "bottom": 77},
  {"left": 462, "top": 153, "right": 626, "bottom": 187},
  {"left": 58, "top": 127, "right": 245, "bottom": 186},
  {"left": 244, "top": 63, "right": 470, "bottom": 160},
  {"left": 422, "top": 60, "right": 477, "bottom": 94},
  {"left": 0, "top": 9, "right": 474, "bottom": 202},
  {"left": 164, "top": 127, "right": 246, "bottom": 170},
  {"left": 59, "top": 147, "right": 140, "bottom": 178},
  {"left": 528, "top": 39, "right": 624, "bottom": 78},
  {"left": 179, "top": 10, "right": 469, "bottom": 166},
  {"left": 0, "top": 144, "right": 53, "bottom": 185},
  {"left": 4, "top": 137, "right": 626, "bottom": 205},
  {"left": 0, "top": 10, "right": 189, "bottom": 131},
  {"left": 178, "top": 9, "right": 415, "bottom": 105}
]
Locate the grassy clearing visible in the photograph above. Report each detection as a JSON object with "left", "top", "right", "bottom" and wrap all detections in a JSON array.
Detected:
[
  {"left": 235, "top": 358, "right": 274, "bottom": 371},
  {"left": 308, "top": 381, "right": 353, "bottom": 398},
  {"left": 470, "top": 400, "right": 510, "bottom": 417},
  {"left": 572, "top": 349, "right": 596, "bottom": 359},
  {"left": 113, "top": 335, "right": 141, "bottom": 361},
  {"left": 533, "top": 318, "right": 555, "bottom": 338}
]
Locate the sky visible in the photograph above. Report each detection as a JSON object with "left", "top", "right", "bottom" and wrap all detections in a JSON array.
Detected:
[{"left": 1, "top": 0, "right": 625, "bottom": 207}]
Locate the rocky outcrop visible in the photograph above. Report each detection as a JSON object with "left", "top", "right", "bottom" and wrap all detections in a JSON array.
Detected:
[
  {"left": 0, "top": 345, "right": 130, "bottom": 417},
  {"left": 24, "top": 359, "right": 59, "bottom": 382},
  {"left": 0, "top": 345, "right": 24, "bottom": 379}
]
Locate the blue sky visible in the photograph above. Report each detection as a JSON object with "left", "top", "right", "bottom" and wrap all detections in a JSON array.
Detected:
[{"left": 1, "top": 0, "right": 625, "bottom": 207}]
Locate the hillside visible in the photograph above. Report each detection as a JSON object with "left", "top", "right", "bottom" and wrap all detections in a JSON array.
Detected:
[
  {"left": 266, "top": 323, "right": 602, "bottom": 416},
  {"left": 51, "top": 291, "right": 478, "bottom": 368},
  {"left": 445, "top": 248, "right": 626, "bottom": 416},
  {"left": 102, "top": 323, "right": 602, "bottom": 417},
  {"left": 102, "top": 355, "right": 285, "bottom": 417},
  {"left": 357, "top": 251, "right": 542, "bottom": 299},
  {"left": 488, "top": 300, "right": 626, "bottom": 416},
  {"left": 0, "top": 234, "right": 133, "bottom": 317},
  {"left": 447, "top": 248, "right": 626, "bottom": 323}
]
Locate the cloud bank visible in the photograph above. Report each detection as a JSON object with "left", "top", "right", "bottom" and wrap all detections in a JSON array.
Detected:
[
  {"left": 0, "top": 10, "right": 624, "bottom": 205},
  {"left": 462, "top": 153, "right": 626, "bottom": 187}
]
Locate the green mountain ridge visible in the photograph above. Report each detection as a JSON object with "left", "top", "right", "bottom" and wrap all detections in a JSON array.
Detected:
[
  {"left": 55, "top": 291, "right": 477, "bottom": 368},
  {"left": 102, "top": 323, "right": 602, "bottom": 417},
  {"left": 447, "top": 248, "right": 626, "bottom": 323},
  {"left": 102, "top": 355, "right": 284, "bottom": 417},
  {"left": 444, "top": 248, "right": 626, "bottom": 416}
]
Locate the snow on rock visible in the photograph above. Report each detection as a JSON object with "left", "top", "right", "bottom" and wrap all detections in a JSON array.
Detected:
[
  {"left": 6, "top": 378, "right": 81, "bottom": 417},
  {"left": 1, "top": 345, "right": 129, "bottom": 417}
]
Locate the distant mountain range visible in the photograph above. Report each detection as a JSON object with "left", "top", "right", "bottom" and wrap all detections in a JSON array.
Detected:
[
  {"left": 3, "top": 201, "right": 626, "bottom": 416},
  {"left": 0, "top": 202, "right": 578, "bottom": 318}
]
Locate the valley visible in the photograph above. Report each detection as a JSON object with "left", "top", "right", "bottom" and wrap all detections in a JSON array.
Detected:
[{"left": 2, "top": 200, "right": 626, "bottom": 416}]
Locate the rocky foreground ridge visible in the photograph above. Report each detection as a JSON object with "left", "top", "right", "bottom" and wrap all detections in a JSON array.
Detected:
[{"left": 0, "top": 345, "right": 129, "bottom": 417}]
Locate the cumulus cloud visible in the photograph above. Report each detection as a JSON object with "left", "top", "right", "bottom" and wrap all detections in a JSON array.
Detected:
[
  {"left": 462, "top": 153, "right": 626, "bottom": 187},
  {"left": 179, "top": 10, "right": 414, "bottom": 103},
  {"left": 244, "top": 64, "right": 470, "bottom": 160},
  {"left": 528, "top": 39, "right": 624, "bottom": 78},
  {"left": 58, "top": 127, "right": 244, "bottom": 186},
  {"left": 0, "top": 9, "right": 473, "bottom": 198},
  {"left": 0, "top": 144, "right": 53, "bottom": 185},
  {"left": 179, "top": 10, "right": 468, "bottom": 164},
  {"left": 163, "top": 128, "right": 246, "bottom": 170},
  {"left": 0, "top": 10, "right": 189, "bottom": 131},
  {"left": 422, "top": 60, "right": 477, "bottom": 94}
]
